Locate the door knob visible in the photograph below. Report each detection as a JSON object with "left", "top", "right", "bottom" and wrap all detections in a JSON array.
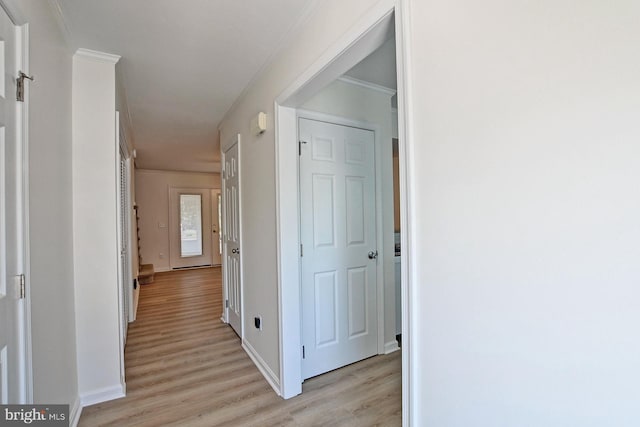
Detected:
[{"left": 368, "top": 250, "right": 378, "bottom": 260}]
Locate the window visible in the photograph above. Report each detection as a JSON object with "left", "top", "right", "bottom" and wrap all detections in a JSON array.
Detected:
[{"left": 180, "top": 194, "right": 203, "bottom": 257}]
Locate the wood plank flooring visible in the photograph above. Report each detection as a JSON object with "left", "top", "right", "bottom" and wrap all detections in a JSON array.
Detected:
[{"left": 79, "top": 268, "right": 401, "bottom": 426}]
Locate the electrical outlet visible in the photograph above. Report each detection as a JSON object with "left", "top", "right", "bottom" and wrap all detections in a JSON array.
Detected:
[
  {"left": 159, "top": 253, "right": 165, "bottom": 259},
  {"left": 254, "top": 316, "right": 262, "bottom": 330}
]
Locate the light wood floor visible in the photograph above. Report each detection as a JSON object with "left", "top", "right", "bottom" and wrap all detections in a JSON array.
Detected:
[{"left": 79, "top": 268, "right": 401, "bottom": 426}]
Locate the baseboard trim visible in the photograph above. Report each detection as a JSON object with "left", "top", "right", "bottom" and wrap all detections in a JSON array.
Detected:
[
  {"left": 69, "top": 395, "right": 82, "bottom": 427},
  {"left": 242, "top": 340, "right": 281, "bottom": 396},
  {"left": 384, "top": 340, "right": 400, "bottom": 354},
  {"left": 154, "top": 267, "right": 171, "bottom": 273},
  {"left": 79, "top": 382, "right": 125, "bottom": 407}
]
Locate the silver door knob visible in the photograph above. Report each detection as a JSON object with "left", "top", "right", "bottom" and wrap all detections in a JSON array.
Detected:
[{"left": 368, "top": 250, "right": 378, "bottom": 260}]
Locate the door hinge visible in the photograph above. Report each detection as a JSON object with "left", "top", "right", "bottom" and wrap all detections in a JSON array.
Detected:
[
  {"left": 300, "top": 243, "right": 303, "bottom": 257},
  {"left": 225, "top": 299, "right": 229, "bottom": 308},
  {"left": 16, "top": 71, "right": 34, "bottom": 102},
  {"left": 302, "top": 345, "right": 305, "bottom": 359},
  {"left": 18, "top": 274, "right": 26, "bottom": 299},
  {"left": 298, "top": 140, "right": 308, "bottom": 156}
]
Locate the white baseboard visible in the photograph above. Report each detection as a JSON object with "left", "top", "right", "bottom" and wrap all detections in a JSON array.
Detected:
[
  {"left": 384, "top": 340, "right": 400, "bottom": 354},
  {"left": 154, "top": 266, "right": 171, "bottom": 273},
  {"left": 80, "top": 382, "right": 125, "bottom": 407},
  {"left": 242, "top": 340, "right": 281, "bottom": 396},
  {"left": 69, "top": 395, "right": 82, "bottom": 427}
]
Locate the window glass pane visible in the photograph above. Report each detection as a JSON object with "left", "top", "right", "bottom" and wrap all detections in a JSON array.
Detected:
[{"left": 180, "top": 194, "right": 203, "bottom": 257}]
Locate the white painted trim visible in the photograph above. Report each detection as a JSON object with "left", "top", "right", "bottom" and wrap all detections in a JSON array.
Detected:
[
  {"left": 69, "top": 396, "right": 82, "bottom": 427},
  {"left": 274, "top": 105, "right": 301, "bottom": 399},
  {"left": 242, "top": 340, "right": 281, "bottom": 396},
  {"left": 338, "top": 75, "right": 396, "bottom": 96},
  {"left": 296, "top": 109, "right": 387, "bottom": 357},
  {"left": 395, "top": 1, "right": 415, "bottom": 425},
  {"left": 384, "top": 340, "right": 400, "bottom": 354},
  {"left": 236, "top": 137, "right": 245, "bottom": 340},
  {"left": 153, "top": 266, "right": 172, "bottom": 273},
  {"left": 74, "top": 48, "right": 121, "bottom": 64},
  {"left": 79, "top": 383, "right": 125, "bottom": 407}
]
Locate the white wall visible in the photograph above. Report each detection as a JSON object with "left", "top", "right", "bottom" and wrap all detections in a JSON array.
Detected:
[
  {"left": 20, "top": 0, "right": 79, "bottom": 410},
  {"left": 301, "top": 79, "right": 398, "bottom": 349},
  {"left": 406, "top": 0, "right": 640, "bottom": 424},
  {"left": 72, "top": 50, "right": 124, "bottom": 404},
  {"left": 135, "top": 169, "right": 220, "bottom": 272}
]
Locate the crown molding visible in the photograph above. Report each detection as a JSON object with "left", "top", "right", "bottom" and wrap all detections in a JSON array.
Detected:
[
  {"left": 75, "top": 48, "right": 121, "bottom": 64},
  {"left": 337, "top": 75, "right": 396, "bottom": 96}
]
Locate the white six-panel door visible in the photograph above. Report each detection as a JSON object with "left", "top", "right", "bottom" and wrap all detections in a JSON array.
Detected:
[
  {"left": 223, "top": 141, "right": 241, "bottom": 336},
  {"left": 299, "top": 118, "right": 378, "bottom": 380},
  {"left": 0, "top": 7, "right": 26, "bottom": 403}
]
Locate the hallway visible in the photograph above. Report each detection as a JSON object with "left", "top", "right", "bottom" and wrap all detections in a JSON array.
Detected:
[{"left": 79, "top": 268, "right": 401, "bottom": 426}]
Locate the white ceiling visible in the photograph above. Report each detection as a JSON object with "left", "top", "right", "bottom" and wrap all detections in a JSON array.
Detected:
[{"left": 54, "top": 0, "right": 317, "bottom": 173}]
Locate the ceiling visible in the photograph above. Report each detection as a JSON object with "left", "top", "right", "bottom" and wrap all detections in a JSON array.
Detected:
[{"left": 54, "top": 0, "right": 317, "bottom": 173}]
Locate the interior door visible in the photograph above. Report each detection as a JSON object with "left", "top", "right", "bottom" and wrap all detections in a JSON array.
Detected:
[
  {"left": 299, "top": 118, "right": 378, "bottom": 380},
  {"left": 169, "top": 188, "right": 213, "bottom": 268},
  {"left": 0, "top": 8, "right": 26, "bottom": 403},
  {"left": 223, "top": 141, "right": 242, "bottom": 335},
  {"left": 210, "top": 189, "right": 222, "bottom": 266}
]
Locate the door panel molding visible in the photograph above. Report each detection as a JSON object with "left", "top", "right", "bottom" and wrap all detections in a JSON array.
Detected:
[{"left": 299, "top": 116, "right": 379, "bottom": 380}]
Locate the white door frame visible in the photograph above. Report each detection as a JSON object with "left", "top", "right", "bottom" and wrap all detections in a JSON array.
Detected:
[
  {"left": 210, "top": 189, "right": 222, "bottom": 266},
  {"left": 297, "top": 110, "right": 386, "bottom": 361},
  {"left": 221, "top": 134, "right": 244, "bottom": 338},
  {"left": 1, "top": 0, "right": 32, "bottom": 403},
  {"left": 274, "top": 2, "right": 415, "bottom": 424}
]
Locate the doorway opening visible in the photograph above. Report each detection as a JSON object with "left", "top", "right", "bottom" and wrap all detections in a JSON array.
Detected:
[{"left": 275, "top": 5, "right": 412, "bottom": 422}]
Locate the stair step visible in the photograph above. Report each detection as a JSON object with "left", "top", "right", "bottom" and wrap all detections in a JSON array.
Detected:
[{"left": 139, "top": 264, "right": 155, "bottom": 285}]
